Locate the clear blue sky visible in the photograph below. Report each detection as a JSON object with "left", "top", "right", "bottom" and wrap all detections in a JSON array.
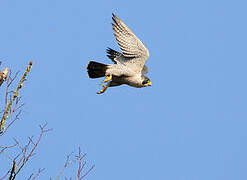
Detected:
[{"left": 1, "top": 0, "right": 247, "bottom": 179}]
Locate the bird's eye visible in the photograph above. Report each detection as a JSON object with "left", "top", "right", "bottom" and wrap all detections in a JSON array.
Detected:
[{"left": 142, "top": 79, "right": 150, "bottom": 85}]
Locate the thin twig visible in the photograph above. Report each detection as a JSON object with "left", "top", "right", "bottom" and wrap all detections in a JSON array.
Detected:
[
  {"left": 79, "top": 164, "right": 95, "bottom": 180},
  {"left": 5, "top": 71, "right": 19, "bottom": 106},
  {"left": 55, "top": 153, "right": 77, "bottom": 180},
  {"left": 75, "top": 147, "right": 95, "bottom": 180},
  {"left": 0, "top": 110, "right": 22, "bottom": 137},
  {"left": 31, "top": 168, "right": 45, "bottom": 180},
  {"left": 0, "top": 169, "right": 11, "bottom": 180}
]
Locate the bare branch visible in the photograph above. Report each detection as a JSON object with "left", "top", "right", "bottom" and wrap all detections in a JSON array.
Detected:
[
  {"left": 76, "top": 147, "right": 95, "bottom": 180},
  {"left": 5, "top": 70, "right": 20, "bottom": 106},
  {"left": 0, "top": 142, "right": 18, "bottom": 152},
  {"left": 55, "top": 152, "right": 77, "bottom": 180},
  {"left": 8, "top": 160, "right": 16, "bottom": 180},
  {"left": 31, "top": 168, "right": 45, "bottom": 180},
  {"left": 8, "top": 123, "right": 50, "bottom": 180},
  {"left": 0, "top": 68, "right": 8, "bottom": 87},
  {"left": 55, "top": 147, "right": 94, "bottom": 180},
  {"left": 0, "top": 110, "right": 22, "bottom": 137},
  {"left": 1, "top": 62, "right": 94, "bottom": 180},
  {"left": 79, "top": 164, "right": 95, "bottom": 180},
  {"left": 0, "top": 169, "right": 11, "bottom": 180},
  {"left": 0, "top": 62, "right": 33, "bottom": 133}
]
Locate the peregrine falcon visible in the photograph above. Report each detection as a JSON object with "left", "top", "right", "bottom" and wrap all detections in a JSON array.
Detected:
[{"left": 87, "top": 13, "right": 151, "bottom": 94}]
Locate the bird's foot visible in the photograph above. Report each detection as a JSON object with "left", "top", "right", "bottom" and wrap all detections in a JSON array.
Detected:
[
  {"left": 97, "top": 83, "right": 110, "bottom": 94},
  {"left": 102, "top": 74, "right": 112, "bottom": 83}
]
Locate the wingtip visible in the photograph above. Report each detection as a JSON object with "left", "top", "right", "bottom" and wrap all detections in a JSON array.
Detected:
[
  {"left": 112, "top": 13, "right": 116, "bottom": 22},
  {"left": 112, "top": 13, "right": 118, "bottom": 21},
  {"left": 106, "top": 47, "right": 111, "bottom": 53}
]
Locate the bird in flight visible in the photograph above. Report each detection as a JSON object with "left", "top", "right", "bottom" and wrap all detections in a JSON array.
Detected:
[{"left": 87, "top": 13, "right": 151, "bottom": 94}]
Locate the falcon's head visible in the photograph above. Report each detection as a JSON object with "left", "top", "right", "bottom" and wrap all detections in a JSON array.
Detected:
[{"left": 142, "top": 76, "right": 152, "bottom": 87}]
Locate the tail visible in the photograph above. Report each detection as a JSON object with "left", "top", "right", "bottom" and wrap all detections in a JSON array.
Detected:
[{"left": 87, "top": 61, "right": 108, "bottom": 78}]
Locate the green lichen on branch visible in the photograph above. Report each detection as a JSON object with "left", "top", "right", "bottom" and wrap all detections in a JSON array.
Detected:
[{"left": 0, "top": 62, "right": 33, "bottom": 132}]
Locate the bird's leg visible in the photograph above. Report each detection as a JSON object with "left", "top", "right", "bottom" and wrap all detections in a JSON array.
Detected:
[
  {"left": 102, "top": 74, "right": 112, "bottom": 83},
  {"left": 97, "top": 74, "right": 112, "bottom": 94},
  {"left": 97, "top": 82, "right": 110, "bottom": 94}
]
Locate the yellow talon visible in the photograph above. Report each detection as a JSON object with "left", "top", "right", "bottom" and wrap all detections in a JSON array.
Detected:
[
  {"left": 97, "top": 83, "right": 110, "bottom": 94},
  {"left": 103, "top": 74, "right": 112, "bottom": 83}
]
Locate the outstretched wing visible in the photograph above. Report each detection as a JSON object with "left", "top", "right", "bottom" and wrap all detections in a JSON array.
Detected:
[{"left": 112, "top": 13, "right": 149, "bottom": 73}]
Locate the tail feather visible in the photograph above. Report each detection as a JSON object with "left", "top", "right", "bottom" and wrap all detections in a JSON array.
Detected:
[{"left": 87, "top": 61, "right": 108, "bottom": 78}]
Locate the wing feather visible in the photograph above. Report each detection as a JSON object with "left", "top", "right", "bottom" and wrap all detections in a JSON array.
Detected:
[{"left": 112, "top": 13, "right": 149, "bottom": 70}]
